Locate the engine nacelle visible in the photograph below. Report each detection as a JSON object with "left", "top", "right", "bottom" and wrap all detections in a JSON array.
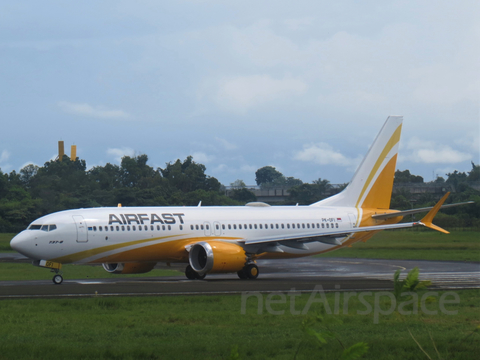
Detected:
[
  {"left": 102, "top": 262, "right": 156, "bottom": 274},
  {"left": 189, "top": 241, "right": 247, "bottom": 275}
]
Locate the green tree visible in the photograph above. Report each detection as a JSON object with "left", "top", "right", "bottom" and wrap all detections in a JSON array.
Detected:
[
  {"left": 255, "top": 166, "right": 283, "bottom": 186},
  {"left": 394, "top": 169, "right": 424, "bottom": 184}
]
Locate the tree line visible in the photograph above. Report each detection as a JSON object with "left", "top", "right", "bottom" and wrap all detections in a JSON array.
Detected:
[{"left": 0, "top": 155, "right": 479, "bottom": 232}]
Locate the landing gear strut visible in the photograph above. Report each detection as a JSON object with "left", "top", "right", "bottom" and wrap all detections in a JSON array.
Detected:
[
  {"left": 185, "top": 265, "right": 206, "bottom": 280},
  {"left": 237, "top": 263, "right": 259, "bottom": 280}
]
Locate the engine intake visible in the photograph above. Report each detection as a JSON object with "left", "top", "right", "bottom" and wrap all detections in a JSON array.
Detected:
[
  {"left": 189, "top": 241, "right": 247, "bottom": 275},
  {"left": 102, "top": 262, "right": 156, "bottom": 274}
]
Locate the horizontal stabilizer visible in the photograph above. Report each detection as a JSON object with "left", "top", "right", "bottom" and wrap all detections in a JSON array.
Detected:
[{"left": 418, "top": 192, "right": 450, "bottom": 234}]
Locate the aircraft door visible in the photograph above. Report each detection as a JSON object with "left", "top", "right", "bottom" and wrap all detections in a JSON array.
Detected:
[
  {"left": 204, "top": 222, "right": 211, "bottom": 236},
  {"left": 213, "top": 221, "right": 221, "bottom": 236},
  {"left": 73, "top": 215, "right": 88, "bottom": 242},
  {"left": 348, "top": 213, "right": 357, "bottom": 228}
]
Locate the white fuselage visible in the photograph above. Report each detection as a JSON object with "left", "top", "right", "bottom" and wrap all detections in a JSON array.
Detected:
[{"left": 11, "top": 205, "right": 361, "bottom": 264}]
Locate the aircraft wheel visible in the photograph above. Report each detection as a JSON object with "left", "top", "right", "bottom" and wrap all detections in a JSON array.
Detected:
[
  {"left": 185, "top": 265, "right": 205, "bottom": 280},
  {"left": 53, "top": 274, "right": 63, "bottom": 285},
  {"left": 244, "top": 264, "right": 259, "bottom": 280},
  {"left": 237, "top": 270, "right": 247, "bottom": 279}
]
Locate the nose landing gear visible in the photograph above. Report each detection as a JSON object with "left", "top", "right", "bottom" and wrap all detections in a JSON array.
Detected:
[{"left": 52, "top": 271, "right": 63, "bottom": 285}]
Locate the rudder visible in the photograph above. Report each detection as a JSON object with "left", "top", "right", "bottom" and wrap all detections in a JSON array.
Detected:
[{"left": 311, "top": 116, "right": 402, "bottom": 209}]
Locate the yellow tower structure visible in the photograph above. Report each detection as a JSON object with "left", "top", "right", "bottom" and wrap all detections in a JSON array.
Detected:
[{"left": 58, "top": 141, "right": 77, "bottom": 161}]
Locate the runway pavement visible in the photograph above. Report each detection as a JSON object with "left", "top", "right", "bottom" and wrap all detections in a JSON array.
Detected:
[{"left": 0, "top": 254, "right": 478, "bottom": 298}]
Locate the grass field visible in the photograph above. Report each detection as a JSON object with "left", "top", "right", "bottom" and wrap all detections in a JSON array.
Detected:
[
  {"left": 0, "top": 262, "right": 182, "bottom": 281},
  {"left": 317, "top": 230, "right": 480, "bottom": 262},
  {"left": 0, "top": 233, "right": 15, "bottom": 252},
  {"left": 0, "top": 289, "right": 478, "bottom": 359}
]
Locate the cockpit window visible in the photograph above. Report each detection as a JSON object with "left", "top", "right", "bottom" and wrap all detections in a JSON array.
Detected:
[{"left": 28, "top": 224, "right": 57, "bottom": 231}]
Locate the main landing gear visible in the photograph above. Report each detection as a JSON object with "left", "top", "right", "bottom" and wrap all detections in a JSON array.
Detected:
[
  {"left": 185, "top": 265, "right": 206, "bottom": 280},
  {"left": 237, "top": 263, "right": 259, "bottom": 280}
]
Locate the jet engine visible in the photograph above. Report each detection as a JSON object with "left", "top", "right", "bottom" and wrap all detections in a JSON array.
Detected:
[
  {"left": 189, "top": 241, "right": 247, "bottom": 275},
  {"left": 102, "top": 262, "right": 156, "bottom": 274}
]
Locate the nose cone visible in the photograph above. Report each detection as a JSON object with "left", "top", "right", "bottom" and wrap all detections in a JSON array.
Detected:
[{"left": 10, "top": 231, "right": 34, "bottom": 258}]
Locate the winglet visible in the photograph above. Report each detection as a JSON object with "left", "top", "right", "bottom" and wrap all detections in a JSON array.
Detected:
[{"left": 420, "top": 192, "right": 450, "bottom": 234}]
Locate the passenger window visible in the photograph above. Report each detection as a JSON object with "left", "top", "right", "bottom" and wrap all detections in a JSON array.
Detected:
[
  {"left": 322, "top": 223, "right": 325, "bottom": 228},
  {"left": 121, "top": 226, "right": 125, "bottom": 231},
  {"left": 132, "top": 226, "right": 136, "bottom": 231},
  {"left": 254, "top": 224, "right": 257, "bottom": 229},
  {"left": 270, "top": 224, "right": 274, "bottom": 229},
  {"left": 302, "top": 224, "right": 305, "bottom": 229},
  {"left": 222, "top": 224, "right": 225, "bottom": 230},
  {"left": 326, "top": 223, "right": 329, "bottom": 228},
  {"left": 281, "top": 224, "right": 284, "bottom": 229},
  {"left": 259, "top": 224, "right": 262, "bottom": 229},
  {"left": 275, "top": 224, "right": 279, "bottom": 229},
  {"left": 201, "top": 225, "right": 204, "bottom": 230},
  {"left": 110, "top": 226, "right": 114, "bottom": 231},
  {"left": 168, "top": 225, "right": 171, "bottom": 230},
  {"left": 216, "top": 224, "right": 219, "bottom": 230},
  {"left": 249, "top": 224, "right": 252, "bottom": 229},
  {"left": 116, "top": 226, "right": 120, "bottom": 231},
  {"left": 287, "top": 224, "right": 290, "bottom": 229},
  {"left": 162, "top": 225, "right": 166, "bottom": 231},
  {"left": 206, "top": 224, "right": 209, "bottom": 230},
  {"left": 228, "top": 224, "right": 231, "bottom": 230},
  {"left": 151, "top": 225, "right": 154, "bottom": 231},
  {"left": 336, "top": 223, "right": 339, "bottom": 228},
  {"left": 180, "top": 225, "right": 183, "bottom": 230},
  {"left": 105, "top": 226, "right": 108, "bottom": 232},
  {"left": 144, "top": 225, "right": 148, "bottom": 231},
  {"left": 157, "top": 225, "right": 161, "bottom": 230},
  {"left": 139, "top": 226, "right": 142, "bottom": 231},
  {"left": 233, "top": 224, "right": 236, "bottom": 230},
  {"left": 99, "top": 226, "right": 103, "bottom": 231},
  {"left": 191, "top": 225, "right": 194, "bottom": 230},
  {"left": 239, "top": 224, "right": 242, "bottom": 230},
  {"left": 307, "top": 224, "right": 310, "bottom": 229}
]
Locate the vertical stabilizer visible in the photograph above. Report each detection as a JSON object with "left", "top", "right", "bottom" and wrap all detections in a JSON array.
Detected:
[{"left": 311, "top": 116, "right": 402, "bottom": 209}]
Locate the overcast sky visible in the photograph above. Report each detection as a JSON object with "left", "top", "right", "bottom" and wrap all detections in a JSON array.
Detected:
[{"left": 1, "top": 0, "right": 478, "bottom": 186}]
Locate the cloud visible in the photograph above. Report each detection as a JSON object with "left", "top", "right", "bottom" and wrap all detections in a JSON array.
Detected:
[
  {"left": 293, "top": 142, "right": 360, "bottom": 168},
  {"left": 214, "top": 74, "right": 307, "bottom": 111},
  {"left": 0, "top": 150, "right": 10, "bottom": 163},
  {"left": 406, "top": 137, "right": 471, "bottom": 164},
  {"left": 107, "top": 147, "right": 135, "bottom": 163},
  {"left": 215, "top": 137, "right": 238, "bottom": 150},
  {"left": 58, "top": 101, "right": 130, "bottom": 119},
  {"left": 192, "top": 152, "right": 214, "bottom": 164}
]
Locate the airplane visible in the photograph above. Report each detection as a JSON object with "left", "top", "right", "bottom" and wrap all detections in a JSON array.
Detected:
[{"left": 10, "top": 116, "right": 472, "bottom": 284}]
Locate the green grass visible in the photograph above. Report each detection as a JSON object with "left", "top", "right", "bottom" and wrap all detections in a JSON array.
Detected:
[
  {"left": 0, "top": 289, "right": 478, "bottom": 359},
  {"left": 317, "top": 230, "right": 480, "bottom": 262},
  {"left": 0, "top": 233, "right": 15, "bottom": 252},
  {"left": 0, "top": 263, "right": 182, "bottom": 281}
]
